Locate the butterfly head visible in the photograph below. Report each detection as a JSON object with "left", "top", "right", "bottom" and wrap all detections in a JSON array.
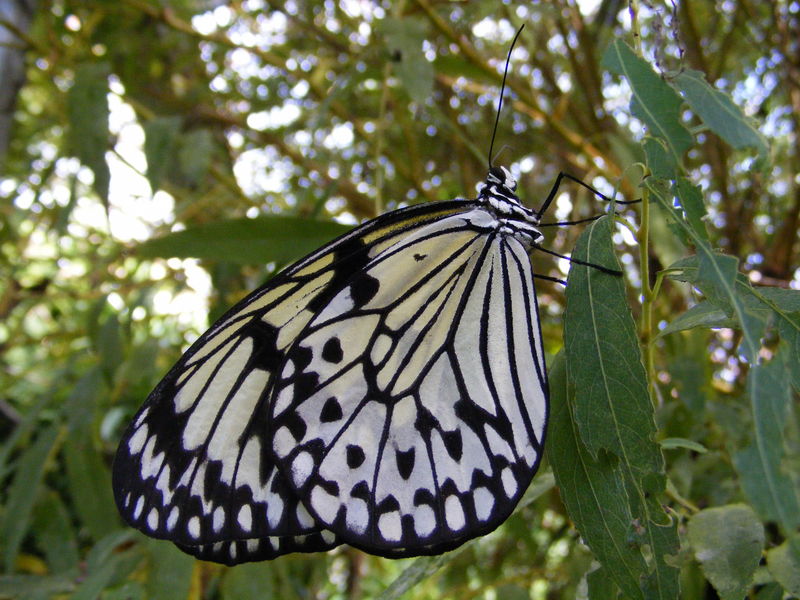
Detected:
[
  {"left": 480, "top": 166, "right": 542, "bottom": 246},
  {"left": 487, "top": 166, "right": 517, "bottom": 192}
]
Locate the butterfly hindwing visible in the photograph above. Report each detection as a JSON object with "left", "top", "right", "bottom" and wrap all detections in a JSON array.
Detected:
[
  {"left": 111, "top": 200, "right": 478, "bottom": 559},
  {"left": 269, "top": 206, "right": 548, "bottom": 555}
]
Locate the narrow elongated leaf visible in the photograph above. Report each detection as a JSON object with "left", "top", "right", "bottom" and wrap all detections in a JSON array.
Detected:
[
  {"left": 674, "top": 69, "right": 769, "bottom": 168},
  {"left": 733, "top": 356, "right": 800, "bottom": 532},
  {"left": 177, "top": 129, "right": 214, "bottom": 185},
  {"left": 67, "top": 63, "right": 111, "bottom": 204},
  {"left": 31, "top": 492, "right": 80, "bottom": 573},
  {"left": 602, "top": 41, "right": 693, "bottom": 166},
  {"left": 565, "top": 216, "right": 661, "bottom": 478},
  {"left": 64, "top": 431, "right": 120, "bottom": 541},
  {"left": 687, "top": 504, "right": 764, "bottom": 600},
  {"left": 547, "top": 353, "right": 646, "bottom": 600},
  {"left": 658, "top": 302, "right": 732, "bottom": 337},
  {"left": 378, "top": 554, "right": 452, "bottom": 600},
  {"left": 564, "top": 216, "right": 680, "bottom": 600},
  {"left": 144, "top": 116, "right": 182, "bottom": 193},
  {"left": 2, "top": 424, "right": 61, "bottom": 573},
  {"left": 145, "top": 539, "right": 194, "bottom": 600},
  {"left": 0, "top": 575, "right": 74, "bottom": 597},
  {"left": 137, "top": 215, "right": 352, "bottom": 265}
]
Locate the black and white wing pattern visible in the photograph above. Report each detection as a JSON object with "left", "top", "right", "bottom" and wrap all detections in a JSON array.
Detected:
[{"left": 112, "top": 166, "right": 549, "bottom": 563}]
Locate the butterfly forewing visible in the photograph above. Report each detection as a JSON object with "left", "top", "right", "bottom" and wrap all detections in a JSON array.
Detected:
[
  {"left": 112, "top": 200, "right": 478, "bottom": 560},
  {"left": 269, "top": 206, "right": 548, "bottom": 555}
]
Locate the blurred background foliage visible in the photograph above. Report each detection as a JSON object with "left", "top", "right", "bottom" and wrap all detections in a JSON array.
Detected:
[{"left": 0, "top": 0, "right": 799, "bottom": 598}]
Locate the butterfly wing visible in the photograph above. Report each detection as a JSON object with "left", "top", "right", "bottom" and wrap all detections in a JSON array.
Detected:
[
  {"left": 270, "top": 205, "right": 549, "bottom": 556},
  {"left": 112, "top": 200, "right": 478, "bottom": 563}
]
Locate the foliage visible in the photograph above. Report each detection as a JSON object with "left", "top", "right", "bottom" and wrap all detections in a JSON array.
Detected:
[{"left": 1, "top": 1, "right": 799, "bottom": 599}]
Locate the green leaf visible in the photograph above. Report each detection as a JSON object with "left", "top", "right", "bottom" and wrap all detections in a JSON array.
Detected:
[
  {"left": 380, "top": 17, "right": 434, "bottom": 102},
  {"left": 564, "top": 216, "right": 680, "bottom": 600},
  {"left": 378, "top": 554, "right": 452, "bottom": 600},
  {"left": 221, "top": 563, "right": 276, "bottom": 599},
  {"left": 137, "top": 215, "right": 352, "bottom": 265},
  {"left": 643, "top": 137, "right": 677, "bottom": 179},
  {"left": 687, "top": 504, "right": 764, "bottom": 600},
  {"left": 586, "top": 566, "right": 620, "bottom": 600},
  {"left": 144, "top": 116, "right": 182, "bottom": 193},
  {"left": 674, "top": 69, "right": 769, "bottom": 169},
  {"left": 766, "top": 537, "right": 800, "bottom": 596},
  {"left": 565, "top": 216, "right": 661, "bottom": 478},
  {"left": 64, "top": 430, "right": 120, "bottom": 541},
  {"left": 177, "top": 129, "right": 215, "bottom": 185},
  {"left": 145, "top": 539, "right": 194, "bottom": 600},
  {"left": 1, "top": 424, "right": 61, "bottom": 573},
  {"left": 0, "top": 575, "right": 74, "bottom": 597},
  {"left": 658, "top": 302, "right": 732, "bottom": 337},
  {"left": 31, "top": 491, "right": 80, "bottom": 574},
  {"left": 602, "top": 41, "right": 693, "bottom": 167},
  {"left": 696, "top": 251, "right": 739, "bottom": 309},
  {"left": 71, "top": 557, "right": 125, "bottom": 600},
  {"left": 733, "top": 356, "right": 800, "bottom": 532},
  {"left": 547, "top": 352, "right": 646, "bottom": 600},
  {"left": 67, "top": 63, "right": 111, "bottom": 205},
  {"left": 396, "top": 53, "right": 435, "bottom": 103},
  {"left": 673, "top": 178, "right": 708, "bottom": 241},
  {"left": 95, "top": 313, "right": 125, "bottom": 380}
]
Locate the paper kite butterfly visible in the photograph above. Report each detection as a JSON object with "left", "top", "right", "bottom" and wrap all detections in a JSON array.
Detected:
[
  {"left": 112, "top": 163, "right": 553, "bottom": 564},
  {"left": 112, "top": 27, "right": 626, "bottom": 565}
]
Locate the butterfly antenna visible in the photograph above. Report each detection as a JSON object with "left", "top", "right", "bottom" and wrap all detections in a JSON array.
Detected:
[{"left": 488, "top": 24, "right": 525, "bottom": 170}]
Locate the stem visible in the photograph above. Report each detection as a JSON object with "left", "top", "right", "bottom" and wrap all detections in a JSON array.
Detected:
[{"left": 638, "top": 185, "right": 656, "bottom": 404}]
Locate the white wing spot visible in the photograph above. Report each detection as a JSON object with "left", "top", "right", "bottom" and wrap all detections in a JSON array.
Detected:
[
  {"left": 188, "top": 516, "right": 201, "bottom": 539},
  {"left": 444, "top": 495, "right": 466, "bottom": 531},
  {"left": 133, "top": 407, "right": 150, "bottom": 428},
  {"left": 238, "top": 505, "right": 253, "bottom": 532},
  {"left": 229, "top": 544, "right": 237, "bottom": 560},
  {"left": 167, "top": 506, "right": 179, "bottom": 531},
  {"left": 147, "top": 508, "right": 159, "bottom": 531},
  {"left": 291, "top": 451, "right": 314, "bottom": 487},
  {"left": 128, "top": 425, "right": 148, "bottom": 455},
  {"left": 473, "top": 487, "right": 494, "bottom": 521},
  {"left": 378, "top": 511, "right": 402, "bottom": 542},
  {"left": 345, "top": 498, "right": 369, "bottom": 535},
  {"left": 246, "top": 538, "right": 259, "bottom": 552},
  {"left": 133, "top": 496, "right": 144, "bottom": 519},
  {"left": 311, "top": 485, "right": 340, "bottom": 523},
  {"left": 213, "top": 506, "right": 225, "bottom": 532},
  {"left": 266, "top": 493, "right": 284, "bottom": 529},
  {"left": 296, "top": 502, "right": 315, "bottom": 528},
  {"left": 413, "top": 504, "right": 436, "bottom": 537},
  {"left": 501, "top": 467, "right": 517, "bottom": 498}
]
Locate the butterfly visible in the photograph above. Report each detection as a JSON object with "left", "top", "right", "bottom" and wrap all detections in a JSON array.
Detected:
[{"left": 112, "top": 164, "right": 552, "bottom": 564}]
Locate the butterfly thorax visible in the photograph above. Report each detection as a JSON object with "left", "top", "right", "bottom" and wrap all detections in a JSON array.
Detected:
[{"left": 479, "top": 166, "right": 542, "bottom": 247}]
